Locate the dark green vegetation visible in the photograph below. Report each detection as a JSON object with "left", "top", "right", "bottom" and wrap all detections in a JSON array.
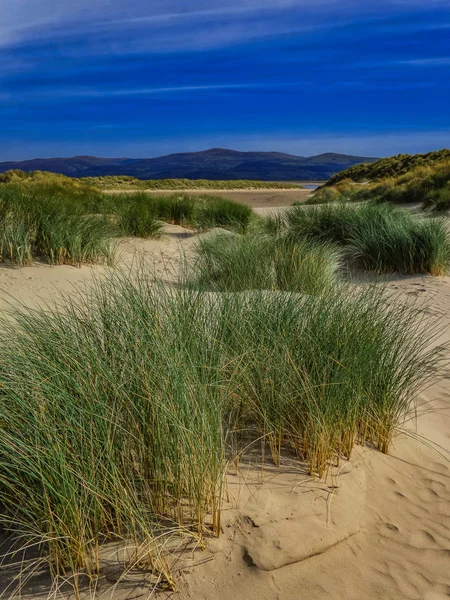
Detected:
[
  {"left": 0, "top": 148, "right": 377, "bottom": 181},
  {"left": 0, "top": 266, "right": 443, "bottom": 594},
  {"left": 313, "top": 150, "right": 450, "bottom": 212},
  {"left": 0, "top": 180, "right": 251, "bottom": 266}
]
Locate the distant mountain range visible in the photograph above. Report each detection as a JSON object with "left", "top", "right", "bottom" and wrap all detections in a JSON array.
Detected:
[{"left": 0, "top": 148, "right": 378, "bottom": 181}]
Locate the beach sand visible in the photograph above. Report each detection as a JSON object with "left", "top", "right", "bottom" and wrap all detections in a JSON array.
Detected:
[{"left": 0, "top": 223, "right": 448, "bottom": 600}]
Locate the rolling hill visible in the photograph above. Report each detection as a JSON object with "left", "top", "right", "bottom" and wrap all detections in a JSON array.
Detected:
[{"left": 0, "top": 148, "right": 377, "bottom": 181}]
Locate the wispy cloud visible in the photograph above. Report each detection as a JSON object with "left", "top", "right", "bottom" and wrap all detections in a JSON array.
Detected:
[
  {"left": 1, "top": 7, "right": 335, "bottom": 56},
  {"left": 1, "top": 0, "right": 438, "bottom": 53},
  {"left": 103, "top": 3, "right": 300, "bottom": 26},
  {"left": 36, "top": 82, "right": 309, "bottom": 99},
  {"left": 0, "top": 1, "right": 309, "bottom": 48},
  {"left": 400, "top": 57, "right": 450, "bottom": 66},
  {"left": 1, "top": 79, "right": 441, "bottom": 104}
]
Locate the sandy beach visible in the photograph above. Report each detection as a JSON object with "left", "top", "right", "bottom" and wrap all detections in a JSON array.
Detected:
[{"left": 0, "top": 218, "right": 448, "bottom": 600}]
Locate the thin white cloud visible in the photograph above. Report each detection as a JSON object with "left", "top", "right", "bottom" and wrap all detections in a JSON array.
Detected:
[
  {"left": 400, "top": 57, "right": 450, "bottom": 66},
  {"left": 1, "top": 78, "right": 438, "bottom": 104},
  {"left": 103, "top": 3, "right": 300, "bottom": 26},
  {"left": 0, "top": 82, "right": 306, "bottom": 102},
  {"left": 1, "top": 0, "right": 435, "bottom": 51},
  {"left": 0, "top": 4, "right": 338, "bottom": 56},
  {"left": 87, "top": 83, "right": 277, "bottom": 96},
  {"left": 0, "top": 1, "right": 309, "bottom": 46}
]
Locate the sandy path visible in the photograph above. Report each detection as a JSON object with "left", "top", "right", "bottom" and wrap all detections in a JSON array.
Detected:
[{"left": 0, "top": 227, "right": 448, "bottom": 600}]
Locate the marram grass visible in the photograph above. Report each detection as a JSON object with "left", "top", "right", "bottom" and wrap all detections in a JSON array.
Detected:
[
  {"left": 284, "top": 202, "right": 450, "bottom": 275},
  {"left": 312, "top": 152, "right": 450, "bottom": 212},
  {"left": 0, "top": 184, "right": 252, "bottom": 267},
  {"left": 0, "top": 266, "right": 443, "bottom": 595},
  {"left": 191, "top": 231, "right": 341, "bottom": 294},
  {"left": 0, "top": 169, "right": 300, "bottom": 190}
]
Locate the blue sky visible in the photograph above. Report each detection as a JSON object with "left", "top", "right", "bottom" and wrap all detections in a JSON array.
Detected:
[{"left": 1, "top": 0, "right": 450, "bottom": 160}]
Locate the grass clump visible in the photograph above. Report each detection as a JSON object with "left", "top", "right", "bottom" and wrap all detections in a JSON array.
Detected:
[
  {"left": 192, "top": 232, "right": 340, "bottom": 294},
  {"left": 192, "top": 197, "right": 252, "bottom": 232},
  {"left": 284, "top": 203, "right": 450, "bottom": 275},
  {"left": 110, "top": 192, "right": 164, "bottom": 237},
  {"left": 273, "top": 240, "right": 340, "bottom": 293},
  {"left": 0, "top": 273, "right": 227, "bottom": 594},
  {"left": 0, "top": 267, "right": 443, "bottom": 594},
  {"left": 285, "top": 202, "right": 359, "bottom": 244},
  {"left": 0, "top": 215, "right": 33, "bottom": 265},
  {"left": 35, "top": 213, "right": 117, "bottom": 265},
  {"left": 0, "top": 185, "right": 116, "bottom": 266},
  {"left": 109, "top": 193, "right": 252, "bottom": 233},
  {"left": 158, "top": 194, "right": 196, "bottom": 224},
  {"left": 192, "top": 233, "right": 275, "bottom": 291},
  {"left": 349, "top": 214, "right": 450, "bottom": 276},
  {"left": 218, "top": 285, "right": 441, "bottom": 464}
]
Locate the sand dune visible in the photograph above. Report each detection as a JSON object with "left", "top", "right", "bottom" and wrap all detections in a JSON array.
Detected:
[{"left": 0, "top": 225, "right": 448, "bottom": 600}]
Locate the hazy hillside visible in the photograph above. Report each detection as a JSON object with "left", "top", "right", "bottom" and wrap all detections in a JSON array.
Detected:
[
  {"left": 0, "top": 156, "right": 136, "bottom": 176},
  {"left": 0, "top": 148, "right": 377, "bottom": 181},
  {"left": 326, "top": 149, "right": 450, "bottom": 186}
]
